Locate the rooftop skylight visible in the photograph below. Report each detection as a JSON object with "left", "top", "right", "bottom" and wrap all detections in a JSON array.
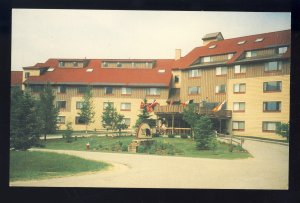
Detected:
[
  {"left": 47, "top": 68, "right": 54, "bottom": 72},
  {"left": 158, "top": 69, "right": 165, "bottom": 73},
  {"left": 255, "top": 38, "right": 264, "bottom": 42},
  {"left": 86, "top": 68, "right": 93, "bottom": 72},
  {"left": 237, "top": 40, "right": 246, "bottom": 45},
  {"left": 209, "top": 45, "right": 217, "bottom": 49}
]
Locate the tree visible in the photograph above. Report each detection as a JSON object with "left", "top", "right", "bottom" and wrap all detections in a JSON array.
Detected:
[
  {"left": 63, "top": 122, "right": 73, "bottom": 143},
  {"left": 182, "top": 103, "right": 200, "bottom": 140},
  {"left": 194, "top": 115, "right": 217, "bottom": 150},
  {"left": 10, "top": 89, "right": 42, "bottom": 150},
  {"left": 37, "top": 84, "right": 59, "bottom": 141},
  {"left": 276, "top": 122, "right": 289, "bottom": 141},
  {"left": 134, "top": 98, "right": 156, "bottom": 128},
  {"left": 78, "top": 87, "right": 95, "bottom": 134},
  {"left": 101, "top": 102, "right": 128, "bottom": 136}
]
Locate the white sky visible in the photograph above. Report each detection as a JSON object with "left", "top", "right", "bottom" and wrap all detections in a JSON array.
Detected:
[{"left": 11, "top": 9, "right": 291, "bottom": 71}]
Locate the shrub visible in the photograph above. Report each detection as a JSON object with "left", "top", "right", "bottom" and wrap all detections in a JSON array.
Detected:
[
  {"left": 168, "top": 134, "right": 175, "bottom": 138},
  {"left": 121, "top": 145, "right": 128, "bottom": 152},
  {"left": 63, "top": 122, "right": 73, "bottom": 143},
  {"left": 153, "top": 133, "right": 160, "bottom": 137},
  {"left": 180, "top": 134, "right": 188, "bottom": 139},
  {"left": 137, "top": 145, "right": 146, "bottom": 153}
]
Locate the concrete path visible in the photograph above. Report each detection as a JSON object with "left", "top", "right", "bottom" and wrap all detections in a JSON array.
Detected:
[{"left": 9, "top": 140, "right": 289, "bottom": 189}]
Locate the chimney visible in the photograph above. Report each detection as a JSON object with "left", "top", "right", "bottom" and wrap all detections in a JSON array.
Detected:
[
  {"left": 202, "top": 32, "right": 224, "bottom": 46},
  {"left": 175, "top": 49, "right": 181, "bottom": 60}
]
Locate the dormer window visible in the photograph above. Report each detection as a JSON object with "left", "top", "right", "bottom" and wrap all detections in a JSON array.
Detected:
[
  {"left": 209, "top": 45, "right": 217, "bottom": 49},
  {"left": 237, "top": 40, "right": 246, "bottom": 45},
  {"left": 131, "top": 62, "right": 135, "bottom": 67},
  {"left": 255, "top": 38, "right": 264, "bottom": 42},
  {"left": 73, "top": 62, "right": 78, "bottom": 67},
  {"left": 245, "top": 51, "right": 257, "bottom": 58},
  {"left": 59, "top": 61, "right": 65, "bottom": 67},
  {"left": 117, "top": 62, "right": 122, "bottom": 67},
  {"left": 278, "top": 46, "right": 288, "bottom": 54},
  {"left": 228, "top": 53, "right": 234, "bottom": 60},
  {"left": 202, "top": 56, "right": 211, "bottom": 63},
  {"left": 103, "top": 62, "right": 108, "bottom": 67}
]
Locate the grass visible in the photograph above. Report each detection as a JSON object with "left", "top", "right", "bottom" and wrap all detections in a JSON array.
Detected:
[
  {"left": 10, "top": 150, "right": 110, "bottom": 181},
  {"left": 43, "top": 136, "right": 251, "bottom": 159}
]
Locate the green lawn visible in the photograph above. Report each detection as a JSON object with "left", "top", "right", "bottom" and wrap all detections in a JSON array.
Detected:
[
  {"left": 10, "top": 150, "right": 110, "bottom": 181},
  {"left": 43, "top": 136, "right": 251, "bottom": 159}
]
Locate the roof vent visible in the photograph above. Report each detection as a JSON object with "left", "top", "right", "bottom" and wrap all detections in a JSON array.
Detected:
[
  {"left": 209, "top": 45, "right": 217, "bottom": 49},
  {"left": 158, "top": 69, "right": 165, "bottom": 73},
  {"left": 47, "top": 68, "right": 54, "bottom": 72},
  {"left": 255, "top": 38, "right": 264, "bottom": 42},
  {"left": 237, "top": 40, "right": 246, "bottom": 45},
  {"left": 86, "top": 68, "right": 93, "bottom": 72}
]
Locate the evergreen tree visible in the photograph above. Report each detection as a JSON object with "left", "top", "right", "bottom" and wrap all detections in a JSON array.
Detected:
[
  {"left": 101, "top": 102, "right": 128, "bottom": 135},
  {"left": 194, "top": 115, "right": 217, "bottom": 150},
  {"left": 63, "top": 122, "right": 73, "bottom": 143},
  {"left": 37, "top": 84, "right": 59, "bottom": 141},
  {"left": 276, "top": 122, "right": 289, "bottom": 141},
  {"left": 182, "top": 103, "right": 200, "bottom": 140},
  {"left": 10, "top": 89, "right": 41, "bottom": 150},
  {"left": 78, "top": 87, "right": 95, "bottom": 134},
  {"left": 134, "top": 98, "right": 156, "bottom": 128}
]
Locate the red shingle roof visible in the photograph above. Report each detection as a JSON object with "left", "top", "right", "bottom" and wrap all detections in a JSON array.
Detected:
[
  {"left": 174, "top": 30, "right": 291, "bottom": 69},
  {"left": 25, "top": 59, "right": 174, "bottom": 87},
  {"left": 11, "top": 71, "right": 23, "bottom": 86}
]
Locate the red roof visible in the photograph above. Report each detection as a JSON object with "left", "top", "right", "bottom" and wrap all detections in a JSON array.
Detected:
[
  {"left": 174, "top": 30, "right": 291, "bottom": 69},
  {"left": 11, "top": 71, "right": 23, "bottom": 86},
  {"left": 25, "top": 59, "right": 174, "bottom": 87}
]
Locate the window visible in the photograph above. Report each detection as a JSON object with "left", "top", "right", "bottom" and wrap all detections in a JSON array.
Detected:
[
  {"left": 237, "top": 40, "right": 246, "bottom": 45},
  {"left": 117, "top": 62, "right": 122, "bottom": 67},
  {"left": 121, "top": 87, "right": 132, "bottom": 95},
  {"left": 25, "top": 72, "right": 30, "bottom": 78},
  {"left": 105, "top": 87, "right": 113, "bottom": 94},
  {"left": 174, "top": 75, "right": 180, "bottom": 83},
  {"left": 75, "top": 116, "right": 85, "bottom": 125},
  {"left": 264, "top": 61, "right": 282, "bottom": 72},
  {"left": 31, "top": 85, "right": 44, "bottom": 92},
  {"left": 103, "top": 102, "right": 114, "bottom": 110},
  {"left": 57, "top": 116, "right": 65, "bottom": 124},
  {"left": 232, "top": 121, "right": 245, "bottom": 131},
  {"left": 78, "top": 86, "right": 88, "bottom": 94},
  {"left": 216, "top": 67, "right": 227, "bottom": 75},
  {"left": 278, "top": 46, "right": 288, "bottom": 54},
  {"left": 73, "top": 62, "right": 78, "bottom": 67},
  {"left": 86, "top": 68, "right": 93, "bottom": 72},
  {"left": 47, "top": 68, "right": 54, "bottom": 72},
  {"left": 233, "top": 102, "right": 245, "bottom": 112},
  {"left": 228, "top": 53, "right": 234, "bottom": 59},
  {"left": 216, "top": 85, "right": 226, "bottom": 93},
  {"left": 263, "top": 81, "right": 282, "bottom": 92},
  {"left": 120, "top": 103, "right": 131, "bottom": 111},
  {"left": 123, "top": 118, "right": 131, "bottom": 126},
  {"left": 57, "top": 85, "right": 66, "bottom": 93},
  {"left": 188, "top": 86, "right": 200, "bottom": 95},
  {"left": 209, "top": 45, "right": 216, "bottom": 49},
  {"left": 263, "top": 101, "right": 281, "bottom": 112},
  {"left": 56, "top": 101, "right": 66, "bottom": 109},
  {"left": 202, "top": 56, "right": 211, "bottom": 63},
  {"left": 262, "top": 121, "right": 280, "bottom": 132},
  {"left": 233, "top": 83, "right": 246, "bottom": 93},
  {"left": 59, "top": 61, "right": 65, "bottom": 67},
  {"left": 245, "top": 51, "right": 257, "bottom": 58},
  {"left": 255, "top": 38, "right": 264, "bottom": 42},
  {"left": 234, "top": 65, "right": 246, "bottom": 74},
  {"left": 76, "top": 101, "right": 83, "bottom": 109},
  {"left": 146, "top": 88, "right": 160, "bottom": 96},
  {"left": 188, "top": 69, "right": 201, "bottom": 78},
  {"left": 103, "top": 62, "right": 108, "bottom": 67}
]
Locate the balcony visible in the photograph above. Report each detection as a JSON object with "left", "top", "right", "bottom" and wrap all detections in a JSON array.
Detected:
[{"left": 154, "top": 105, "right": 232, "bottom": 118}]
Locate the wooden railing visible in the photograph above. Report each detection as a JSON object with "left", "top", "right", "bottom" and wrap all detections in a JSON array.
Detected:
[
  {"left": 165, "top": 128, "right": 191, "bottom": 135},
  {"left": 154, "top": 105, "right": 232, "bottom": 118}
]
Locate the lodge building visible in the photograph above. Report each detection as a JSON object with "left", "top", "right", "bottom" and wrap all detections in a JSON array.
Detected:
[{"left": 14, "top": 29, "right": 290, "bottom": 140}]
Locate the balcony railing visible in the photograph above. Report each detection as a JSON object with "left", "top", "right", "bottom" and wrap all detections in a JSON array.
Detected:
[{"left": 154, "top": 105, "right": 232, "bottom": 118}]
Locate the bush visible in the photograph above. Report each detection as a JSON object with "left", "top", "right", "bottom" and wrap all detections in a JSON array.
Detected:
[
  {"left": 63, "top": 122, "right": 73, "bottom": 143},
  {"left": 121, "top": 145, "right": 128, "bottom": 152},
  {"left": 180, "top": 134, "right": 188, "bottom": 139},
  {"left": 137, "top": 145, "right": 146, "bottom": 153},
  {"left": 168, "top": 134, "right": 175, "bottom": 138},
  {"left": 153, "top": 133, "right": 160, "bottom": 137}
]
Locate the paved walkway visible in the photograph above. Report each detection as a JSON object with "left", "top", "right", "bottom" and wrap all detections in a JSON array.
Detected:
[{"left": 10, "top": 140, "right": 289, "bottom": 189}]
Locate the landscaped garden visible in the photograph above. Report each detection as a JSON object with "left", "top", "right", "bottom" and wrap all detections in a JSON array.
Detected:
[
  {"left": 43, "top": 135, "right": 251, "bottom": 159},
  {"left": 10, "top": 150, "right": 110, "bottom": 181}
]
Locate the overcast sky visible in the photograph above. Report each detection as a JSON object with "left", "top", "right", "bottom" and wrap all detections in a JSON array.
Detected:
[{"left": 11, "top": 9, "right": 291, "bottom": 71}]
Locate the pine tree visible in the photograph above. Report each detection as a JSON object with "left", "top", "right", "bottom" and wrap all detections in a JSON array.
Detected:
[
  {"left": 134, "top": 98, "right": 156, "bottom": 128},
  {"left": 10, "top": 89, "right": 41, "bottom": 150},
  {"left": 78, "top": 87, "right": 95, "bottom": 134},
  {"left": 37, "top": 84, "right": 59, "bottom": 141},
  {"left": 182, "top": 103, "right": 200, "bottom": 140},
  {"left": 194, "top": 115, "right": 217, "bottom": 150}
]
